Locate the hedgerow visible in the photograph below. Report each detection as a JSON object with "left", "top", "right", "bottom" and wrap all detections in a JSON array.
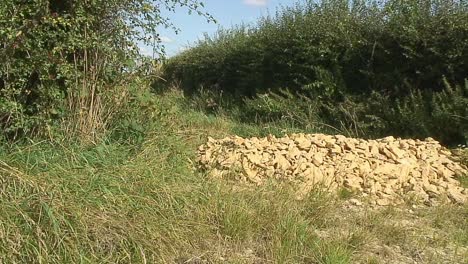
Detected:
[{"left": 163, "top": 0, "right": 468, "bottom": 145}]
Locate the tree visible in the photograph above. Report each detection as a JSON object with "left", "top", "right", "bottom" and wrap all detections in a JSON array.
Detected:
[{"left": 0, "top": 0, "right": 213, "bottom": 140}]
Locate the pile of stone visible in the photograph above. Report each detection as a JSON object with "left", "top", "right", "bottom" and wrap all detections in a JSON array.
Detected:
[{"left": 197, "top": 134, "right": 467, "bottom": 206}]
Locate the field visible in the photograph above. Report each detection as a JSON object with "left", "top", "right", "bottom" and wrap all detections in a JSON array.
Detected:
[
  {"left": 1, "top": 0, "right": 467, "bottom": 263},
  {"left": 1, "top": 90, "right": 467, "bottom": 263}
]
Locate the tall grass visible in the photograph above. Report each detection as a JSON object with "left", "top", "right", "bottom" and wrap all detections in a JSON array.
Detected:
[
  {"left": 182, "top": 78, "right": 468, "bottom": 145},
  {"left": 1, "top": 90, "right": 467, "bottom": 263}
]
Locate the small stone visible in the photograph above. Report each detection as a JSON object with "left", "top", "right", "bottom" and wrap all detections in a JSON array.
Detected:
[
  {"left": 447, "top": 188, "right": 466, "bottom": 204},
  {"left": 381, "top": 136, "right": 396, "bottom": 143},
  {"left": 312, "top": 153, "right": 324, "bottom": 166},
  {"left": 388, "top": 145, "right": 406, "bottom": 159},
  {"left": 198, "top": 133, "right": 468, "bottom": 207},
  {"left": 377, "top": 198, "right": 390, "bottom": 206},
  {"left": 349, "top": 198, "right": 363, "bottom": 206}
]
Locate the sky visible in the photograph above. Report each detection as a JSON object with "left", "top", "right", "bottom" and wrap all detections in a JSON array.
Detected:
[{"left": 140, "top": 0, "right": 298, "bottom": 57}]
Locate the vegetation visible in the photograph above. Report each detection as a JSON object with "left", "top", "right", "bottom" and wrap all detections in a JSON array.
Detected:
[
  {"left": 163, "top": 0, "right": 468, "bottom": 145},
  {"left": 1, "top": 0, "right": 467, "bottom": 263},
  {"left": 1, "top": 89, "right": 467, "bottom": 263},
  {"left": 0, "top": 0, "right": 212, "bottom": 141}
]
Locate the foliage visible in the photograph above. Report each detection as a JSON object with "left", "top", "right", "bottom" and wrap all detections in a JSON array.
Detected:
[
  {"left": 165, "top": 0, "right": 467, "bottom": 96},
  {"left": 187, "top": 78, "right": 468, "bottom": 145},
  {"left": 380, "top": 79, "right": 468, "bottom": 144},
  {"left": 163, "top": 0, "right": 468, "bottom": 145},
  {"left": 0, "top": 0, "right": 212, "bottom": 141}
]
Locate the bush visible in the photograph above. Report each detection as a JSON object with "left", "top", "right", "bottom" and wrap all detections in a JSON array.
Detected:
[
  {"left": 0, "top": 0, "right": 211, "bottom": 141},
  {"left": 384, "top": 79, "right": 468, "bottom": 145},
  {"left": 164, "top": 0, "right": 467, "bottom": 97},
  {"left": 163, "top": 0, "right": 468, "bottom": 145},
  {"left": 184, "top": 77, "right": 467, "bottom": 145}
]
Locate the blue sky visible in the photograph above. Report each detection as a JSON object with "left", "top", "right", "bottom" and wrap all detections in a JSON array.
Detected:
[{"left": 140, "top": 0, "right": 297, "bottom": 57}]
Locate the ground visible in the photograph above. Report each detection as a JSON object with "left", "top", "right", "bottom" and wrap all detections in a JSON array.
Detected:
[{"left": 0, "top": 90, "right": 467, "bottom": 263}]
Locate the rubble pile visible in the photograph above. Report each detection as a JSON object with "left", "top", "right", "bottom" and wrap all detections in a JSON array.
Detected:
[{"left": 197, "top": 134, "right": 467, "bottom": 205}]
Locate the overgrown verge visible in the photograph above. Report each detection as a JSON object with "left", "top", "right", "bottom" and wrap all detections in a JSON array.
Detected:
[
  {"left": 184, "top": 79, "right": 468, "bottom": 146},
  {"left": 162, "top": 0, "right": 468, "bottom": 145},
  {"left": 1, "top": 90, "right": 467, "bottom": 263}
]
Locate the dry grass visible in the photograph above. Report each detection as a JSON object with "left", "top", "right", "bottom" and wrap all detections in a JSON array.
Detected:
[{"left": 0, "top": 90, "right": 467, "bottom": 263}]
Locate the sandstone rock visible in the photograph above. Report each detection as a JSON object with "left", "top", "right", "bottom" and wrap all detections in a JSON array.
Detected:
[
  {"left": 274, "top": 154, "right": 291, "bottom": 170},
  {"left": 374, "top": 163, "right": 396, "bottom": 175},
  {"left": 399, "top": 142, "right": 409, "bottom": 149},
  {"left": 344, "top": 177, "right": 363, "bottom": 191},
  {"left": 388, "top": 145, "right": 406, "bottom": 159},
  {"left": 296, "top": 138, "right": 312, "bottom": 150},
  {"left": 369, "top": 144, "right": 380, "bottom": 156},
  {"left": 380, "top": 146, "right": 398, "bottom": 161},
  {"left": 198, "top": 134, "right": 468, "bottom": 207},
  {"left": 420, "top": 153, "right": 428, "bottom": 160},
  {"left": 312, "top": 153, "right": 324, "bottom": 166},
  {"left": 343, "top": 153, "right": 355, "bottom": 161},
  {"left": 447, "top": 188, "right": 466, "bottom": 204},
  {"left": 246, "top": 153, "right": 262, "bottom": 165},
  {"left": 439, "top": 149, "right": 452, "bottom": 156},
  {"left": 381, "top": 136, "right": 396, "bottom": 143},
  {"left": 423, "top": 183, "right": 439, "bottom": 197},
  {"left": 345, "top": 141, "right": 356, "bottom": 151},
  {"left": 383, "top": 186, "right": 395, "bottom": 195},
  {"left": 265, "top": 167, "right": 275, "bottom": 178},
  {"left": 377, "top": 198, "right": 391, "bottom": 206},
  {"left": 436, "top": 166, "right": 452, "bottom": 180},
  {"left": 349, "top": 198, "right": 363, "bottom": 206},
  {"left": 356, "top": 142, "right": 368, "bottom": 150},
  {"left": 286, "top": 147, "right": 302, "bottom": 160}
]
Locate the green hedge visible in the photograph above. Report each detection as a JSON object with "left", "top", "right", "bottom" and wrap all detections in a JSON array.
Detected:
[
  {"left": 164, "top": 0, "right": 467, "bottom": 96},
  {"left": 163, "top": 0, "right": 468, "bottom": 145}
]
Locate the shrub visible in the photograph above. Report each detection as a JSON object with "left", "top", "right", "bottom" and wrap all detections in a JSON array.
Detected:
[
  {"left": 163, "top": 0, "right": 468, "bottom": 145},
  {"left": 0, "top": 0, "right": 212, "bottom": 141},
  {"left": 164, "top": 0, "right": 467, "bottom": 97}
]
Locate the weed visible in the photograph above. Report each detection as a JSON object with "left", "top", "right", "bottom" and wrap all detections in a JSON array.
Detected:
[{"left": 338, "top": 187, "right": 355, "bottom": 200}]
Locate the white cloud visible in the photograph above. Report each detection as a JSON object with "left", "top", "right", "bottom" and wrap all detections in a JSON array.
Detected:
[
  {"left": 144, "top": 34, "right": 174, "bottom": 44},
  {"left": 139, "top": 45, "right": 154, "bottom": 57},
  {"left": 160, "top": 36, "right": 173, "bottom": 43},
  {"left": 243, "top": 0, "right": 268, "bottom": 7}
]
